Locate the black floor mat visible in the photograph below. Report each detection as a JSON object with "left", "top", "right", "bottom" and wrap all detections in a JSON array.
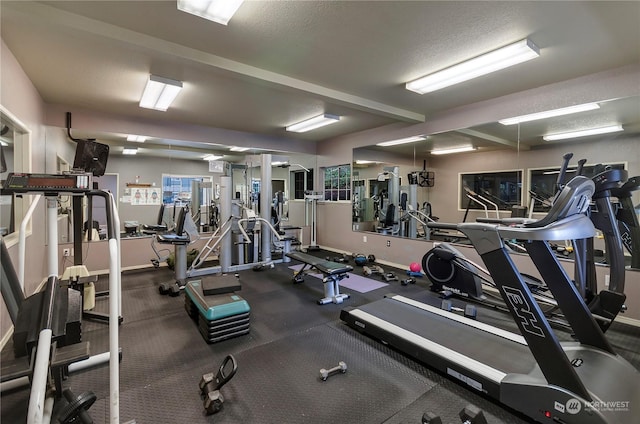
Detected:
[{"left": 2, "top": 251, "right": 640, "bottom": 424}]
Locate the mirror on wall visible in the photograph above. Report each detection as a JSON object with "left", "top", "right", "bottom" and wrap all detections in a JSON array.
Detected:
[
  {"left": 0, "top": 107, "right": 32, "bottom": 244},
  {"left": 352, "top": 146, "right": 435, "bottom": 238},
  {"left": 351, "top": 95, "right": 640, "bottom": 258}
]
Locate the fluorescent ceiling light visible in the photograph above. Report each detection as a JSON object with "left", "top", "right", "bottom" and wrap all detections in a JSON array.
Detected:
[
  {"left": 286, "top": 114, "right": 340, "bottom": 133},
  {"left": 139, "top": 75, "right": 183, "bottom": 111},
  {"left": 177, "top": 0, "right": 244, "bottom": 25},
  {"left": 230, "top": 146, "right": 249, "bottom": 152},
  {"left": 203, "top": 154, "right": 223, "bottom": 161},
  {"left": 376, "top": 135, "right": 426, "bottom": 147},
  {"left": 127, "top": 135, "right": 146, "bottom": 142},
  {"left": 123, "top": 148, "right": 138, "bottom": 155},
  {"left": 271, "top": 161, "right": 288, "bottom": 166},
  {"left": 0, "top": 140, "right": 8, "bottom": 147},
  {"left": 355, "top": 160, "right": 380, "bottom": 165},
  {"left": 543, "top": 125, "right": 623, "bottom": 141},
  {"left": 406, "top": 39, "right": 539, "bottom": 94},
  {"left": 499, "top": 103, "right": 601, "bottom": 125},
  {"left": 431, "top": 146, "right": 477, "bottom": 155}
]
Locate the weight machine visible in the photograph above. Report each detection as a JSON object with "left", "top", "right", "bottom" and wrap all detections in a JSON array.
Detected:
[{"left": 0, "top": 172, "right": 128, "bottom": 424}]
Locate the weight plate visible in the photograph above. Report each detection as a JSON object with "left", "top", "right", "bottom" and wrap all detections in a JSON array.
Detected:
[{"left": 59, "top": 391, "right": 97, "bottom": 424}]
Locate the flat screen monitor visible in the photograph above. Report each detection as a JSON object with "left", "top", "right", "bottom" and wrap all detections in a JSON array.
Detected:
[{"left": 73, "top": 139, "right": 109, "bottom": 176}]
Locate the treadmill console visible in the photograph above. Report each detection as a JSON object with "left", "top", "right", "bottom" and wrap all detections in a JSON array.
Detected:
[{"left": 1, "top": 172, "right": 92, "bottom": 195}]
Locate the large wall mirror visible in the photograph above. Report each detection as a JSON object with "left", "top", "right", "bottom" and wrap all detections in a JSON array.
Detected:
[
  {"left": 352, "top": 95, "right": 640, "bottom": 269},
  {"left": 0, "top": 106, "right": 32, "bottom": 245}
]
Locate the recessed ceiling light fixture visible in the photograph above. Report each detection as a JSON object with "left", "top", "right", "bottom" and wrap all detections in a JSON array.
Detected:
[
  {"left": 177, "top": 0, "right": 245, "bottom": 25},
  {"left": 123, "top": 148, "right": 138, "bottom": 155},
  {"left": 286, "top": 114, "right": 341, "bottom": 133},
  {"left": 406, "top": 38, "right": 539, "bottom": 94},
  {"left": 230, "top": 146, "right": 249, "bottom": 152},
  {"left": 431, "top": 146, "right": 477, "bottom": 155},
  {"left": 127, "top": 135, "right": 147, "bottom": 142},
  {"left": 376, "top": 135, "right": 426, "bottom": 147},
  {"left": 203, "top": 154, "right": 223, "bottom": 161},
  {"left": 499, "top": 103, "right": 601, "bottom": 125},
  {"left": 139, "top": 75, "right": 183, "bottom": 111},
  {"left": 543, "top": 125, "right": 623, "bottom": 141}
]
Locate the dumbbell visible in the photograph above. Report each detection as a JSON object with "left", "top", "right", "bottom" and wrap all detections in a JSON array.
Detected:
[
  {"left": 198, "top": 355, "right": 238, "bottom": 415},
  {"left": 441, "top": 300, "right": 477, "bottom": 320},
  {"left": 422, "top": 405, "right": 487, "bottom": 424},
  {"left": 421, "top": 412, "right": 442, "bottom": 424},
  {"left": 401, "top": 277, "right": 416, "bottom": 286},
  {"left": 459, "top": 404, "right": 487, "bottom": 424},
  {"left": 383, "top": 273, "right": 398, "bottom": 282},
  {"left": 319, "top": 361, "right": 347, "bottom": 381}
]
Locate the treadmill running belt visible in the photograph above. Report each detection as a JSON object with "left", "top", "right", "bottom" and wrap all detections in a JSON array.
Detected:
[{"left": 346, "top": 296, "right": 537, "bottom": 376}]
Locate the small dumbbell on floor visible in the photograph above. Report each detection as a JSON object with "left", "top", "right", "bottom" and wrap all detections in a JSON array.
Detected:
[
  {"left": 401, "top": 277, "right": 416, "bottom": 286},
  {"left": 421, "top": 411, "right": 442, "bottom": 424},
  {"left": 319, "top": 361, "right": 347, "bottom": 381},
  {"left": 198, "top": 355, "right": 237, "bottom": 416},
  {"left": 459, "top": 404, "right": 488, "bottom": 424},
  {"left": 422, "top": 404, "right": 487, "bottom": 424},
  {"left": 203, "top": 390, "right": 225, "bottom": 415}
]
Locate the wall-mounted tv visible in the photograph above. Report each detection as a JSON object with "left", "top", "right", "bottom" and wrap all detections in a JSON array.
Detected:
[{"left": 73, "top": 139, "right": 109, "bottom": 176}]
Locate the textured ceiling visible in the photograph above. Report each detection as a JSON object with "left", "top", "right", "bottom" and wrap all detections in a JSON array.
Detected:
[{"left": 1, "top": 1, "right": 639, "bottom": 159}]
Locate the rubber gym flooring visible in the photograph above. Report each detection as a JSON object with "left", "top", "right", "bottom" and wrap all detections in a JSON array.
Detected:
[{"left": 2, "top": 250, "right": 639, "bottom": 423}]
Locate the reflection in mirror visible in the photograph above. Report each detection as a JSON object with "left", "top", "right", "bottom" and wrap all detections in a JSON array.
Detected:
[
  {"left": 0, "top": 107, "right": 32, "bottom": 243},
  {"left": 352, "top": 95, "right": 640, "bottom": 253},
  {"left": 460, "top": 170, "right": 523, "bottom": 220},
  {"left": 353, "top": 147, "right": 436, "bottom": 239},
  {"left": 529, "top": 162, "right": 625, "bottom": 214}
]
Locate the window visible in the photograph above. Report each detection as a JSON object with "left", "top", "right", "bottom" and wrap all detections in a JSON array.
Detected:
[
  {"left": 162, "top": 174, "right": 212, "bottom": 207},
  {"left": 460, "top": 170, "right": 523, "bottom": 212},
  {"left": 529, "top": 162, "right": 625, "bottom": 213},
  {"left": 323, "top": 164, "right": 351, "bottom": 201},
  {"left": 291, "top": 169, "right": 314, "bottom": 200}
]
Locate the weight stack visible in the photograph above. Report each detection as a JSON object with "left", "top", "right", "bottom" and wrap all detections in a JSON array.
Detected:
[{"left": 184, "top": 280, "right": 250, "bottom": 344}]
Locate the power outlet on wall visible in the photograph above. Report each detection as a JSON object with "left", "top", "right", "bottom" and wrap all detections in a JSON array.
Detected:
[
  {"left": 62, "top": 248, "right": 72, "bottom": 257},
  {"left": 386, "top": 240, "right": 391, "bottom": 247}
]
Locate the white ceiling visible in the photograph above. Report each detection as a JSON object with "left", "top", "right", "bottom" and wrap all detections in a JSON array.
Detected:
[{"left": 1, "top": 1, "right": 639, "bottom": 159}]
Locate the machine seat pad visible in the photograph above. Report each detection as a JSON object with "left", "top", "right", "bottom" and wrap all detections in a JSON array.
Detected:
[
  {"left": 157, "top": 233, "right": 190, "bottom": 244},
  {"left": 142, "top": 224, "right": 168, "bottom": 234},
  {"left": 286, "top": 252, "right": 353, "bottom": 275}
]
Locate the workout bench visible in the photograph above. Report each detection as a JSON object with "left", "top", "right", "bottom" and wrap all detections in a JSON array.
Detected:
[{"left": 286, "top": 252, "right": 353, "bottom": 305}]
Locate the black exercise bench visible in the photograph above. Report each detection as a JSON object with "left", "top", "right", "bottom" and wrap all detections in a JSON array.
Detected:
[{"left": 286, "top": 252, "right": 353, "bottom": 305}]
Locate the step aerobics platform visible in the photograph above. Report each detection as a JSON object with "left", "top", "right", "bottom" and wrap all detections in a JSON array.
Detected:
[{"left": 184, "top": 277, "right": 250, "bottom": 344}]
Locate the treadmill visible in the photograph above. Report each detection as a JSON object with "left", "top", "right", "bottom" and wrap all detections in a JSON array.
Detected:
[{"left": 341, "top": 176, "right": 640, "bottom": 424}]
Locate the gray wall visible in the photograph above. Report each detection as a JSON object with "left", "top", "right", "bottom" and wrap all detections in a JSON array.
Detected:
[{"left": 1, "top": 39, "right": 48, "bottom": 341}]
